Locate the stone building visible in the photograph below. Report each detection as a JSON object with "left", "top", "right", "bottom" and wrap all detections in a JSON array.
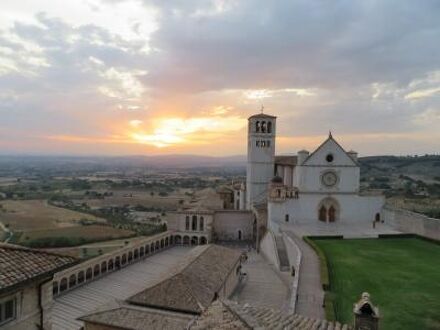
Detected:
[
  {"left": 80, "top": 244, "right": 244, "bottom": 330},
  {"left": 237, "top": 112, "right": 385, "bottom": 229},
  {"left": 168, "top": 209, "right": 254, "bottom": 244},
  {"left": 0, "top": 244, "right": 77, "bottom": 330}
]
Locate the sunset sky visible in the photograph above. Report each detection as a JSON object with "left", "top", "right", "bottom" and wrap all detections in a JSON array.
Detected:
[{"left": 0, "top": 0, "right": 439, "bottom": 156}]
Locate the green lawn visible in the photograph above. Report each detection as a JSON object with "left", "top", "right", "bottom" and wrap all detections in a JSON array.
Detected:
[{"left": 312, "top": 237, "right": 440, "bottom": 330}]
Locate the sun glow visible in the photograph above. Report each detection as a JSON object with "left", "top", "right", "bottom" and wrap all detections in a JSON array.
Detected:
[{"left": 129, "top": 116, "right": 245, "bottom": 148}]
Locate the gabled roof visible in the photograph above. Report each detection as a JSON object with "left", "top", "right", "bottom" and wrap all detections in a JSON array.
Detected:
[
  {"left": 127, "top": 245, "right": 242, "bottom": 314},
  {"left": 80, "top": 301, "right": 194, "bottom": 330},
  {"left": 302, "top": 133, "right": 358, "bottom": 166},
  {"left": 0, "top": 243, "right": 77, "bottom": 292}
]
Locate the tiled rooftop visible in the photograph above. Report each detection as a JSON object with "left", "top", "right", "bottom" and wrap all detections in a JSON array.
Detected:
[
  {"left": 275, "top": 155, "right": 298, "bottom": 166},
  {"left": 80, "top": 301, "right": 194, "bottom": 330},
  {"left": 0, "top": 243, "right": 77, "bottom": 292},
  {"left": 192, "top": 300, "right": 352, "bottom": 330},
  {"left": 127, "top": 245, "right": 242, "bottom": 314}
]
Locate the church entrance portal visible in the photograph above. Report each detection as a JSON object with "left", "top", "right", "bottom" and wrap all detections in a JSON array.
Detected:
[{"left": 318, "top": 198, "right": 339, "bottom": 223}]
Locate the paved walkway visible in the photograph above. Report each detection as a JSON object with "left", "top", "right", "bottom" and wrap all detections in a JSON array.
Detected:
[
  {"left": 230, "top": 249, "right": 290, "bottom": 310},
  {"left": 52, "top": 247, "right": 192, "bottom": 330},
  {"left": 284, "top": 231, "right": 325, "bottom": 319}
]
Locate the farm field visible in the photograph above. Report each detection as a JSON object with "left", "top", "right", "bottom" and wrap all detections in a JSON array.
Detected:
[
  {"left": 313, "top": 237, "right": 440, "bottom": 330},
  {"left": 0, "top": 199, "right": 106, "bottom": 231},
  {"left": 81, "top": 190, "right": 188, "bottom": 210}
]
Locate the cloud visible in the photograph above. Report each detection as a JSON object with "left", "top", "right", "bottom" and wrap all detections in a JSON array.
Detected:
[{"left": 0, "top": 0, "right": 439, "bottom": 155}]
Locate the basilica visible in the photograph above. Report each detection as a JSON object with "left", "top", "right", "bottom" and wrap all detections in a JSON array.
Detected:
[{"left": 242, "top": 112, "right": 385, "bottom": 231}]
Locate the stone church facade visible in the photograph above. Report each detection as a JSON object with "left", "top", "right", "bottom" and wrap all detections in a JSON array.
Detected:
[{"left": 241, "top": 112, "right": 385, "bottom": 230}]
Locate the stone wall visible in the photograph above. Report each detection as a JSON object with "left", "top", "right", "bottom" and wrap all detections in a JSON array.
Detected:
[
  {"left": 259, "top": 231, "right": 280, "bottom": 269},
  {"left": 213, "top": 211, "right": 253, "bottom": 241},
  {"left": 282, "top": 233, "right": 301, "bottom": 313},
  {"left": 382, "top": 206, "right": 440, "bottom": 240}
]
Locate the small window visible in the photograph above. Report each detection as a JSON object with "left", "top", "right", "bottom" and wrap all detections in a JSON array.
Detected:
[
  {"left": 261, "top": 141, "right": 266, "bottom": 147},
  {"left": 267, "top": 121, "right": 272, "bottom": 133},
  {"left": 261, "top": 121, "right": 267, "bottom": 133},
  {"left": 256, "top": 140, "right": 260, "bottom": 147},
  {"left": 326, "top": 154, "right": 334, "bottom": 162},
  {"left": 256, "top": 121, "right": 260, "bottom": 132},
  {"left": 267, "top": 140, "right": 271, "bottom": 147},
  {"left": 0, "top": 298, "right": 16, "bottom": 325},
  {"left": 285, "top": 214, "right": 289, "bottom": 222},
  {"left": 200, "top": 217, "right": 204, "bottom": 231},
  {"left": 185, "top": 216, "right": 190, "bottom": 230}
]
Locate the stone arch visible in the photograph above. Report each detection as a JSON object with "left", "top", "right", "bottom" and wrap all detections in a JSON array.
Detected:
[
  {"left": 108, "top": 259, "right": 114, "bottom": 271},
  {"left": 121, "top": 254, "right": 127, "bottom": 265},
  {"left": 93, "top": 264, "right": 100, "bottom": 277},
  {"left": 60, "top": 278, "right": 68, "bottom": 292},
  {"left": 175, "top": 235, "right": 182, "bottom": 244},
  {"left": 101, "top": 261, "right": 107, "bottom": 273},
  {"left": 161, "top": 239, "right": 164, "bottom": 248},
  {"left": 183, "top": 235, "right": 190, "bottom": 245},
  {"left": 192, "top": 215, "right": 197, "bottom": 231},
  {"left": 261, "top": 121, "right": 267, "bottom": 133},
  {"left": 155, "top": 241, "right": 160, "bottom": 250},
  {"left": 185, "top": 215, "right": 190, "bottom": 230},
  {"left": 191, "top": 236, "right": 198, "bottom": 245},
  {"left": 200, "top": 236, "right": 207, "bottom": 245},
  {"left": 128, "top": 251, "right": 133, "bottom": 262},
  {"left": 375, "top": 213, "right": 381, "bottom": 222},
  {"left": 170, "top": 235, "right": 174, "bottom": 244},
  {"left": 86, "top": 267, "right": 93, "bottom": 280},
  {"left": 115, "top": 256, "right": 121, "bottom": 269},
  {"left": 53, "top": 281, "right": 59, "bottom": 296},
  {"left": 150, "top": 242, "right": 155, "bottom": 252},
  {"left": 69, "top": 274, "right": 76, "bottom": 288},
  {"left": 145, "top": 244, "right": 150, "bottom": 254},
  {"left": 134, "top": 249, "right": 139, "bottom": 259},
  {"left": 165, "top": 237, "right": 169, "bottom": 246},
  {"left": 199, "top": 217, "right": 204, "bottom": 231},
  {"left": 78, "top": 270, "right": 85, "bottom": 284},
  {"left": 267, "top": 121, "right": 272, "bottom": 133},
  {"left": 318, "top": 197, "right": 340, "bottom": 223},
  {"left": 140, "top": 246, "right": 145, "bottom": 257}
]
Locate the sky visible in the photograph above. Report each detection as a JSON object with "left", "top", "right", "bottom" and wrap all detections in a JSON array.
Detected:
[{"left": 0, "top": 0, "right": 439, "bottom": 156}]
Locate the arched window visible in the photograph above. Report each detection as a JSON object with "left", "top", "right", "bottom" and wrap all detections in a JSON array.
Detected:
[
  {"left": 192, "top": 215, "right": 197, "bottom": 231},
  {"left": 191, "top": 236, "right": 198, "bottom": 245},
  {"left": 101, "top": 261, "right": 107, "bottom": 273},
  {"left": 53, "top": 282, "right": 59, "bottom": 296},
  {"left": 183, "top": 236, "right": 190, "bottom": 245},
  {"left": 78, "top": 271, "right": 85, "bottom": 284},
  {"left": 60, "top": 278, "right": 68, "bottom": 292},
  {"left": 86, "top": 268, "right": 93, "bottom": 280},
  {"left": 185, "top": 216, "right": 190, "bottom": 230},
  {"left": 329, "top": 206, "right": 336, "bottom": 222},
  {"left": 94, "top": 264, "right": 100, "bottom": 277},
  {"left": 69, "top": 274, "right": 76, "bottom": 288},
  {"left": 175, "top": 235, "right": 182, "bottom": 244},
  {"left": 261, "top": 121, "right": 267, "bottom": 133},
  {"left": 285, "top": 214, "right": 289, "bottom": 222},
  {"left": 267, "top": 121, "right": 272, "bottom": 133},
  {"left": 256, "top": 121, "right": 260, "bottom": 132},
  {"left": 200, "top": 236, "right": 207, "bottom": 245},
  {"left": 238, "top": 230, "right": 242, "bottom": 240},
  {"left": 319, "top": 206, "right": 327, "bottom": 222},
  {"left": 199, "top": 217, "right": 204, "bottom": 231}
]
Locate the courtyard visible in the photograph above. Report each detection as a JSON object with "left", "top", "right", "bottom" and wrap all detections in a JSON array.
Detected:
[{"left": 312, "top": 237, "right": 440, "bottom": 330}]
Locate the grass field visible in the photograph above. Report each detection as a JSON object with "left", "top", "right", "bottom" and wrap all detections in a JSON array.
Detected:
[
  {"left": 313, "top": 237, "right": 440, "bottom": 330},
  {"left": 0, "top": 199, "right": 105, "bottom": 230}
]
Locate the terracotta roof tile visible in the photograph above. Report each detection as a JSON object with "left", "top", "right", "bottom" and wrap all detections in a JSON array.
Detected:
[
  {"left": 127, "top": 245, "right": 242, "bottom": 314},
  {"left": 0, "top": 243, "right": 77, "bottom": 291}
]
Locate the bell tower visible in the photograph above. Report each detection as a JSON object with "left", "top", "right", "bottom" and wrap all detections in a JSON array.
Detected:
[{"left": 246, "top": 112, "right": 276, "bottom": 209}]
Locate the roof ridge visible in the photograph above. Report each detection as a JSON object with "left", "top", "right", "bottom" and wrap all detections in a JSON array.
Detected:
[{"left": 0, "top": 243, "right": 77, "bottom": 260}]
